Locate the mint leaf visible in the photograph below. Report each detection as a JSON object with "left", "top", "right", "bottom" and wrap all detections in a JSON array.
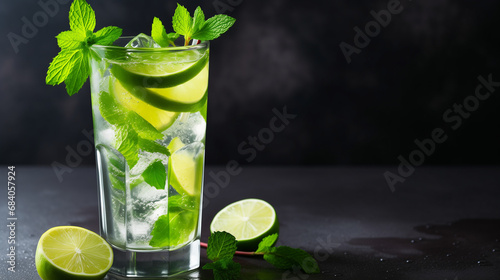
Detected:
[
  {"left": 107, "top": 148, "right": 126, "bottom": 191},
  {"left": 64, "top": 48, "right": 89, "bottom": 95},
  {"left": 207, "top": 232, "right": 238, "bottom": 261},
  {"left": 94, "top": 26, "right": 122, "bottom": 45},
  {"left": 263, "top": 246, "right": 320, "bottom": 274},
  {"left": 47, "top": 0, "right": 122, "bottom": 95},
  {"left": 149, "top": 210, "right": 196, "bottom": 247},
  {"left": 56, "top": 31, "right": 84, "bottom": 49},
  {"left": 126, "top": 111, "right": 163, "bottom": 140},
  {"left": 152, "top": 17, "right": 170, "bottom": 47},
  {"left": 142, "top": 160, "right": 166, "bottom": 190},
  {"left": 69, "top": 0, "right": 96, "bottom": 35},
  {"left": 115, "top": 125, "right": 139, "bottom": 168},
  {"left": 46, "top": 49, "right": 80, "bottom": 85},
  {"left": 98, "top": 91, "right": 127, "bottom": 125},
  {"left": 256, "top": 233, "right": 278, "bottom": 253},
  {"left": 191, "top": 6, "right": 205, "bottom": 35},
  {"left": 99, "top": 92, "right": 163, "bottom": 141},
  {"left": 202, "top": 258, "right": 240, "bottom": 280},
  {"left": 204, "top": 232, "right": 240, "bottom": 280},
  {"left": 167, "top": 32, "right": 180, "bottom": 43},
  {"left": 149, "top": 214, "right": 170, "bottom": 247},
  {"left": 168, "top": 195, "right": 196, "bottom": 211},
  {"left": 138, "top": 138, "right": 170, "bottom": 156},
  {"left": 172, "top": 4, "right": 193, "bottom": 39},
  {"left": 192, "top": 14, "right": 235, "bottom": 41}
]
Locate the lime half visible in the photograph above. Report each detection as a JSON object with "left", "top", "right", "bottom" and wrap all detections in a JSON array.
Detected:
[
  {"left": 35, "top": 226, "right": 113, "bottom": 280},
  {"left": 210, "top": 199, "right": 279, "bottom": 251}
]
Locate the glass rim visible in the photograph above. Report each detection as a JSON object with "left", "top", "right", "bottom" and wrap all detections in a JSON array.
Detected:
[{"left": 91, "top": 36, "right": 209, "bottom": 52}]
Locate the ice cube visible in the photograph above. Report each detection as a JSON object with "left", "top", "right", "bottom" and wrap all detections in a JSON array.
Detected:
[
  {"left": 126, "top": 33, "right": 161, "bottom": 48},
  {"left": 162, "top": 112, "right": 206, "bottom": 145},
  {"left": 129, "top": 150, "right": 169, "bottom": 176}
]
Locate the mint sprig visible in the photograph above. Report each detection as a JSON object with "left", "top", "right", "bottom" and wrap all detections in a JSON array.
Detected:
[
  {"left": 152, "top": 4, "right": 235, "bottom": 47},
  {"left": 46, "top": 0, "right": 122, "bottom": 95},
  {"left": 203, "top": 232, "right": 240, "bottom": 280},
  {"left": 203, "top": 232, "right": 320, "bottom": 279}
]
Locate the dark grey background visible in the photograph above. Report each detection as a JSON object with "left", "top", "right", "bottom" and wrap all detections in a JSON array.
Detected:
[{"left": 1, "top": 0, "right": 500, "bottom": 166}]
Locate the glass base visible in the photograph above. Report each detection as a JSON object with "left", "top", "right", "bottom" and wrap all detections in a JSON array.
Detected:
[{"left": 105, "top": 240, "right": 200, "bottom": 278}]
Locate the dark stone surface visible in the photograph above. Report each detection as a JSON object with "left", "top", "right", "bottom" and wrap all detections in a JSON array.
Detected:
[{"left": 1, "top": 166, "right": 500, "bottom": 279}]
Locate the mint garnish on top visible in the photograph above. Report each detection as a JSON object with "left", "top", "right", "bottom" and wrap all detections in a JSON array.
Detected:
[
  {"left": 152, "top": 4, "right": 236, "bottom": 47},
  {"left": 46, "top": 0, "right": 122, "bottom": 96},
  {"left": 46, "top": 1, "right": 235, "bottom": 95}
]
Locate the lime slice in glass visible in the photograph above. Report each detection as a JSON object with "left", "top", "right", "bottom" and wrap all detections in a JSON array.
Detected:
[
  {"left": 111, "top": 50, "right": 208, "bottom": 88},
  {"left": 35, "top": 226, "right": 113, "bottom": 280},
  {"left": 167, "top": 137, "right": 185, "bottom": 153},
  {"left": 116, "top": 65, "right": 208, "bottom": 113},
  {"left": 168, "top": 143, "right": 204, "bottom": 196},
  {"left": 113, "top": 80, "right": 180, "bottom": 131},
  {"left": 210, "top": 198, "right": 280, "bottom": 251},
  {"left": 110, "top": 51, "right": 209, "bottom": 112}
]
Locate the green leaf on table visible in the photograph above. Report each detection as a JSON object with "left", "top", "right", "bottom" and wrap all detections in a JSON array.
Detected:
[
  {"left": 202, "top": 258, "right": 240, "bottom": 280},
  {"left": 256, "top": 233, "right": 279, "bottom": 253},
  {"left": 191, "top": 14, "right": 235, "bottom": 41},
  {"left": 207, "top": 231, "right": 238, "bottom": 261},
  {"left": 114, "top": 125, "right": 139, "bottom": 168},
  {"left": 203, "top": 232, "right": 240, "bottom": 280},
  {"left": 142, "top": 160, "right": 166, "bottom": 190},
  {"left": 263, "top": 246, "right": 320, "bottom": 274}
]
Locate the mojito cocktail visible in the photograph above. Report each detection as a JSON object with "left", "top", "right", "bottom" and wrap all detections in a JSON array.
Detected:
[{"left": 89, "top": 35, "right": 209, "bottom": 277}]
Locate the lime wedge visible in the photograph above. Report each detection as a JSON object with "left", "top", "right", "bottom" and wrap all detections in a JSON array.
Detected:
[
  {"left": 113, "top": 80, "right": 179, "bottom": 131},
  {"left": 167, "top": 137, "right": 185, "bottom": 153},
  {"left": 210, "top": 199, "right": 279, "bottom": 251},
  {"left": 111, "top": 51, "right": 209, "bottom": 88},
  {"left": 35, "top": 226, "right": 113, "bottom": 280},
  {"left": 168, "top": 143, "right": 204, "bottom": 196}
]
